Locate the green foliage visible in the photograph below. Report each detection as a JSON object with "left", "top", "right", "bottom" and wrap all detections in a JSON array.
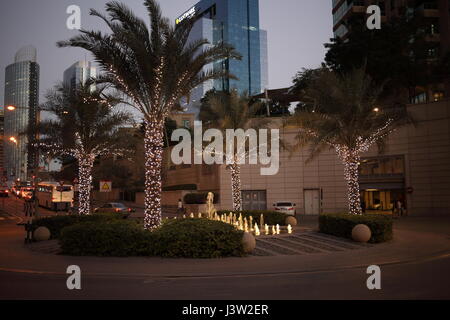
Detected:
[
  {"left": 32, "top": 213, "right": 125, "bottom": 239},
  {"left": 151, "top": 219, "right": 244, "bottom": 258},
  {"left": 286, "top": 68, "right": 412, "bottom": 162},
  {"left": 184, "top": 192, "right": 219, "bottom": 204},
  {"left": 60, "top": 220, "right": 152, "bottom": 256},
  {"left": 58, "top": 218, "right": 244, "bottom": 258},
  {"left": 318, "top": 213, "right": 393, "bottom": 243},
  {"left": 217, "top": 210, "right": 287, "bottom": 226},
  {"left": 324, "top": 17, "right": 441, "bottom": 98}
]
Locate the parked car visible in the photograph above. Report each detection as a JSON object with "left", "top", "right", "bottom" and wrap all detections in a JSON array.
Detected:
[
  {"left": 0, "top": 186, "right": 9, "bottom": 197},
  {"left": 19, "top": 187, "right": 34, "bottom": 199},
  {"left": 93, "top": 202, "right": 135, "bottom": 216},
  {"left": 273, "top": 201, "right": 296, "bottom": 215}
]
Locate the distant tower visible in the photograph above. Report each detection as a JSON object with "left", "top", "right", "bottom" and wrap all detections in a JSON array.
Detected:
[
  {"left": 63, "top": 60, "right": 97, "bottom": 91},
  {"left": 3, "top": 46, "right": 40, "bottom": 182},
  {"left": 177, "top": 0, "right": 269, "bottom": 116},
  {"left": 0, "top": 108, "right": 5, "bottom": 180}
]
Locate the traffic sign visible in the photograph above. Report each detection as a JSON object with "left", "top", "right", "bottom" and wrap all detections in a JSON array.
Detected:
[{"left": 100, "top": 180, "right": 112, "bottom": 193}]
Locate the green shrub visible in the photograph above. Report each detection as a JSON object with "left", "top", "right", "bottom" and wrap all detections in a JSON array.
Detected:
[
  {"left": 32, "top": 213, "right": 124, "bottom": 239},
  {"left": 319, "top": 213, "right": 393, "bottom": 243},
  {"left": 184, "top": 192, "right": 219, "bottom": 204},
  {"left": 59, "top": 220, "right": 152, "bottom": 256},
  {"left": 58, "top": 218, "right": 245, "bottom": 258},
  {"left": 151, "top": 219, "right": 244, "bottom": 258},
  {"left": 217, "top": 210, "right": 287, "bottom": 226}
]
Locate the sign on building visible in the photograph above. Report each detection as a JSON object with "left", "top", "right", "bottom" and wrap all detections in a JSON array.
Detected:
[{"left": 100, "top": 180, "right": 112, "bottom": 193}]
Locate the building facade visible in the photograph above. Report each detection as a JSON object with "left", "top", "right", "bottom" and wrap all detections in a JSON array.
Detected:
[
  {"left": 63, "top": 60, "right": 97, "bottom": 91},
  {"left": 162, "top": 99, "right": 450, "bottom": 216},
  {"left": 3, "top": 46, "right": 40, "bottom": 182},
  {"left": 178, "top": 0, "right": 268, "bottom": 115},
  {"left": 0, "top": 108, "right": 4, "bottom": 180}
]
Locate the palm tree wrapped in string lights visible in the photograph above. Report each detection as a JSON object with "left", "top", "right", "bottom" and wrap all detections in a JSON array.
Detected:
[
  {"left": 58, "top": 0, "right": 241, "bottom": 228},
  {"left": 287, "top": 68, "right": 412, "bottom": 215},
  {"left": 32, "top": 83, "right": 132, "bottom": 215}
]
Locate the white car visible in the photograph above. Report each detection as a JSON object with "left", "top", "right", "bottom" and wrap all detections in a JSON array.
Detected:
[{"left": 273, "top": 201, "right": 296, "bottom": 215}]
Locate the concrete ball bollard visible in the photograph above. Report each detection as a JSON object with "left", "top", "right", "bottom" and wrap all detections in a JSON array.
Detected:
[
  {"left": 285, "top": 216, "right": 298, "bottom": 226},
  {"left": 242, "top": 232, "right": 256, "bottom": 253},
  {"left": 352, "top": 224, "right": 371, "bottom": 243},
  {"left": 33, "top": 226, "right": 51, "bottom": 241}
]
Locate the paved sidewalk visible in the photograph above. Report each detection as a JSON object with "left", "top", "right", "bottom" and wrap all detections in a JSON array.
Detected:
[{"left": 0, "top": 213, "right": 450, "bottom": 280}]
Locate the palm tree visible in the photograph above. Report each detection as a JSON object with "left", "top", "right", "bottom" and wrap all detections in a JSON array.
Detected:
[
  {"left": 34, "top": 83, "right": 132, "bottom": 215},
  {"left": 57, "top": 0, "right": 241, "bottom": 229},
  {"left": 286, "top": 68, "right": 412, "bottom": 215},
  {"left": 199, "top": 90, "right": 268, "bottom": 211}
]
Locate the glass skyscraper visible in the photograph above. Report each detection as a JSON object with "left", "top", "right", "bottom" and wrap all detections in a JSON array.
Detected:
[
  {"left": 178, "top": 0, "right": 268, "bottom": 115},
  {"left": 3, "top": 46, "right": 40, "bottom": 182},
  {"left": 63, "top": 60, "right": 97, "bottom": 91}
]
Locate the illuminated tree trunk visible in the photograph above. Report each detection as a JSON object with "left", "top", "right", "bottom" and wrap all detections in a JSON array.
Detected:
[
  {"left": 78, "top": 156, "right": 94, "bottom": 215},
  {"left": 143, "top": 119, "right": 164, "bottom": 229},
  {"left": 230, "top": 158, "right": 242, "bottom": 211},
  {"left": 341, "top": 152, "right": 362, "bottom": 215}
]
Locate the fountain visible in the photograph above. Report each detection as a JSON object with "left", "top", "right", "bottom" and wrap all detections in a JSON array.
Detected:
[{"left": 204, "top": 192, "right": 217, "bottom": 219}]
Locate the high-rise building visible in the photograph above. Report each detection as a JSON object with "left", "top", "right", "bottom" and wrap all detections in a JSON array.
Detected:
[
  {"left": 332, "top": 0, "right": 449, "bottom": 50},
  {"left": 3, "top": 46, "right": 40, "bottom": 182},
  {"left": 63, "top": 60, "right": 97, "bottom": 91},
  {"left": 260, "top": 29, "right": 269, "bottom": 92},
  {"left": 0, "top": 108, "right": 5, "bottom": 179},
  {"left": 177, "top": 0, "right": 268, "bottom": 115}
]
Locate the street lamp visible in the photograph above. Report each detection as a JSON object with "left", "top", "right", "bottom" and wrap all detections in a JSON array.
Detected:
[
  {"left": 9, "top": 136, "right": 18, "bottom": 144},
  {"left": 6, "top": 105, "right": 16, "bottom": 111}
]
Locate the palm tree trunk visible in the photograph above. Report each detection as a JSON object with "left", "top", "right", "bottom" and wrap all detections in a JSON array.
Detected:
[
  {"left": 342, "top": 153, "right": 362, "bottom": 215},
  {"left": 143, "top": 119, "right": 165, "bottom": 229},
  {"left": 230, "top": 158, "right": 242, "bottom": 211},
  {"left": 78, "top": 156, "right": 94, "bottom": 215}
]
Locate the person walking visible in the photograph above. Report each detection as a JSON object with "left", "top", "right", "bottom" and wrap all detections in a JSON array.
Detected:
[{"left": 396, "top": 199, "right": 403, "bottom": 217}]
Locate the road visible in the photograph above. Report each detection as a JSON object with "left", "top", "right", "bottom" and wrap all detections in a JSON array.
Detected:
[
  {"left": 1, "top": 253, "right": 449, "bottom": 299},
  {"left": 1, "top": 195, "right": 450, "bottom": 300}
]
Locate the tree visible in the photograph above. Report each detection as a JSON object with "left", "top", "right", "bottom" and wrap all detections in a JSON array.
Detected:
[
  {"left": 324, "top": 17, "right": 443, "bottom": 101},
  {"left": 33, "top": 83, "right": 132, "bottom": 215},
  {"left": 286, "top": 69, "right": 412, "bottom": 215},
  {"left": 57, "top": 0, "right": 241, "bottom": 229},
  {"left": 199, "top": 90, "right": 268, "bottom": 211},
  {"left": 291, "top": 66, "right": 328, "bottom": 113}
]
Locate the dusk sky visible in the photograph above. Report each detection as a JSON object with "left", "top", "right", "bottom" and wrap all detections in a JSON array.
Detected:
[{"left": 0, "top": 0, "right": 333, "bottom": 113}]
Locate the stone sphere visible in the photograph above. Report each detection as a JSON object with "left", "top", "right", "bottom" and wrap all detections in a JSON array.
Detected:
[
  {"left": 33, "top": 226, "right": 51, "bottom": 241},
  {"left": 285, "top": 216, "right": 298, "bottom": 226},
  {"left": 352, "top": 224, "right": 371, "bottom": 243},
  {"left": 242, "top": 232, "right": 256, "bottom": 253}
]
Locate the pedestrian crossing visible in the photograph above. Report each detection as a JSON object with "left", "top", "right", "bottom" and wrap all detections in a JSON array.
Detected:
[{"left": 252, "top": 231, "right": 372, "bottom": 256}]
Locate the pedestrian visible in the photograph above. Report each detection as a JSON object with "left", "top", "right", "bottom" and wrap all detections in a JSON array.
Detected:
[
  {"left": 396, "top": 199, "right": 403, "bottom": 216},
  {"left": 361, "top": 199, "right": 366, "bottom": 214}
]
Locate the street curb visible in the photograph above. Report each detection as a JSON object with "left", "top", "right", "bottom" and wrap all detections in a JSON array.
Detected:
[{"left": 1, "top": 250, "right": 449, "bottom": 279}]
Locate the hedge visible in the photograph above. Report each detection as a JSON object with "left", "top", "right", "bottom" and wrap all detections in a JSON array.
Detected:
[
  {"left": 217, "top": 210, "right": 287, "bottom": 226},
  {"left": 184, "top": 192, "right": 219, "bottom": 204},
  {"left": 151, "top": 219, "right": 244, "bottom": 258},
  {"left": 60, "top": 220, "right": 152, "bottom": 256},
  {"left": 59, "top": 218, "right": 245, "bottom": 258},
  {"left": 32, "top": 213, "right": 126, "bottom": 239},
  {"left": 318, "top": 213, "right": 393, "bottom": 243}
]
